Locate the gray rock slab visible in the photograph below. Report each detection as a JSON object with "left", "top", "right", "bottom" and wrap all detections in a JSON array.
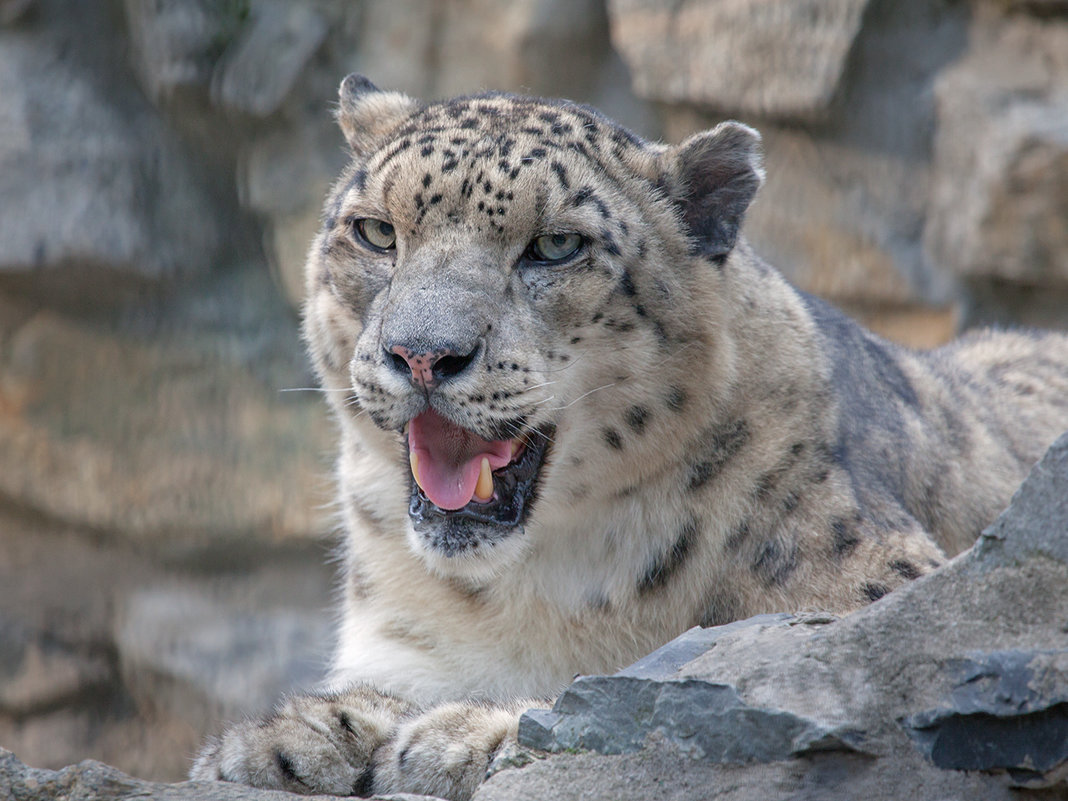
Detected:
[
  {"left": 518, "top": 614, "right": 864, "bottom": 761},
  {"left": 123, "top": 0, "right": 243, "bottom": 104},
  {"left": 0, "top": 266, "right": 333, "bottom": 548},
  {"left": 606, "top": 0, "right": 871, "bottom": 117},
  {"left": 0, "top": 619, "right": 111, "bottom": 717},
  {"left": 0, "top": 748, "right": 447, "bottom": 801},
  {"left": 115, "top": 581, "right": 333, "bottom": 729},
  {"left": 520, "top": 674, "right": 865, "bottom": 762},
  {"left": 211, "top": 0, "right": 327, "bottom": 117},
  {"left": 923, "top": 14, "right": 1068, "bottom": 289},
  {"left": 477, "top": 742, "right": 1024, "bottom": 801},
  {"left": 901, "top": 649, "right": 1068, "bottom": 785},
  {"left": 0, "top": 748, "right": 334, "bottom": 801},
  {"left": 973, "top": 431, "right": 1068, "bottom": 567},
  {"left": 0, "top": 3, "right": 223, "bottom": 284}
]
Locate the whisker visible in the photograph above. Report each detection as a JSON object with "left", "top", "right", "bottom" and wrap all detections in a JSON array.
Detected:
[
  {"left": 545, "top": 382, "right": 619, "bottom": 411},
  {"left": 279, "top": 387, "right": 354, "bottom": 393},
  {"left": 522, "top": 380, "right": 558, "bottom": 392}
]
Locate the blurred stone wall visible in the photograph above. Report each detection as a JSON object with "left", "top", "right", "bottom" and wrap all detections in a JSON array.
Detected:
[{"left": 0, "top": 0, "right": 1065, "bottom": 783}]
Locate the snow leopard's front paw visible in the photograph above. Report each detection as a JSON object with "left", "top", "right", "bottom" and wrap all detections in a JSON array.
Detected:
[
  {"left": 371, "top": 700, "right": 526, "bottom": 801},
  {"left": 190, "top": 685, "right": 415, "bottom": 796}
]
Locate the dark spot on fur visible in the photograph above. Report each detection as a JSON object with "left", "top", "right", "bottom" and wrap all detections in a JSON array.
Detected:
[
  {"left": 753, "top": 539, "right": 797, "bottom": 586},
  {"left": 688, "top": 419, "right": 750, "bottom": 491},
  {"left": 699, "top": 594, "right": 743, "bottom": 628},
  {"left": 602, "top": 427, "right": 623, "bottom": 450},
  {"left": 551, "top": 161, "right": 570, "bottom": 190},
  {"left": 863, "top": 582, "right": 890, "bottom": 602},
  {"left": 726, "top": 520, "right": 750, "bottom": 550},
  {"left": 588, "top": 592, "right": 611, "bottom": 612},
  {"left": 754, "top": 472, "right": 777, "bottom": 501},
  {"left": 667, "top": 386, "right": 686, "bottom": 412},
  {"left": 831, "top": 518, "right": 860, "bottom": 557},
  {"left": 625, "top": 405, "right": 649, "bottom": 434},
  {"left": 890, "top": 559, "right": 921, "bottom": 580},
  {"left": 638, "top": 518, "right": 699, "bottom": 594},
  {"left": 353, "top": 767, "right": 375, "bottom": 797},
  {"left": 620, "top": 270, "right": 637, "bottom": 297},
  {"left": 275, "top": 751, "right": 303, "bottom": 786},
  {"left": 338, "top": 711, "right": 356, "bottom": 736},
  {"left": 571, "top": 187, "right": 593, "bottom": 207}
]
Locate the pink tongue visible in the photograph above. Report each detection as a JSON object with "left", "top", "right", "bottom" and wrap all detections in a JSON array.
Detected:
[{"left": 409, "top": 409, "right": 514, "bottom": 510}]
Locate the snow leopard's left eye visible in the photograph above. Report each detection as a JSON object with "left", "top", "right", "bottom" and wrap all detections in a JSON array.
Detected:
[
  {"left": 353, "top": 218, "right": 396, "bottom": 251},
  {"left": 525, "top": 233, "right": 584, "bottom": 263}
]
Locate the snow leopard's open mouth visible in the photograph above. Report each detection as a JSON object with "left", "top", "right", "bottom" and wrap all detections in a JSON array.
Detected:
[{"left": 405, "top": 408, "right": 551, "bottom": 553}]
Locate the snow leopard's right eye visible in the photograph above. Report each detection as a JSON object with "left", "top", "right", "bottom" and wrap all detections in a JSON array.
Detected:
[{"left": 353, "top": 218, "right": 396, "bottom": 252}]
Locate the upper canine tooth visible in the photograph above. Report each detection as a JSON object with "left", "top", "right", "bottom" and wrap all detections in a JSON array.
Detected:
[{"left": 475, "top": 457, "right": 493, "bottom": 501}]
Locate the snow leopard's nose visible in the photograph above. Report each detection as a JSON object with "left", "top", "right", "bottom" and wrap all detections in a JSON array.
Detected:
[{"left": 387, "top": 344, "right": 478, "bottom": 390}]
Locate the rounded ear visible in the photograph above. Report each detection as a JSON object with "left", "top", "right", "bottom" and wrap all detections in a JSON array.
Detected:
[
  {"left": 336, "top": 74, "right": 423, "bottom": 157},
  {"left": 661, "top": 122, "right": 765, "bottom": 263}
]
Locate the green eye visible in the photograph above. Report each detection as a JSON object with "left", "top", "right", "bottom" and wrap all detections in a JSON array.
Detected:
[
  {"left": 354, "top": 218, "right": 396, "bottom": 251},
  {"left": 527, "top": 232, "right": 584, "bottom": 263}
]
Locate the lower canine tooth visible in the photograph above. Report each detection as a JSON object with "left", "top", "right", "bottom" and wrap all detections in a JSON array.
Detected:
[
  {"left": 410, "top": 452, "right": 423, "bottom": 491},
  {"left": 475, "top": 456, "right": 493, "bottom": 501}
]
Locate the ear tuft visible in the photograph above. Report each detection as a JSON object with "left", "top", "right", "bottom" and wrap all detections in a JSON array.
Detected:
[
  {"left": 339, "top": 73, "right": 380, "bottom": 102},
  {"left": 335, "top": 74, "right": 422, "bottom": 157},
  {"left": 665, "top": 122, "right": 765, "bottom": 262}
]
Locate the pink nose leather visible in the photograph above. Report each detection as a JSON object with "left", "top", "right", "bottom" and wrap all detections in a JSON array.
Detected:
[{"left": 391, "top": 345, "right": 445, "bottom": 389}]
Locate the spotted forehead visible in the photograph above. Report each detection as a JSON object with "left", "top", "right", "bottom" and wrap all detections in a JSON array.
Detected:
[{"left": 365, "top": 94, "right": 647, "bottom": 182}]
